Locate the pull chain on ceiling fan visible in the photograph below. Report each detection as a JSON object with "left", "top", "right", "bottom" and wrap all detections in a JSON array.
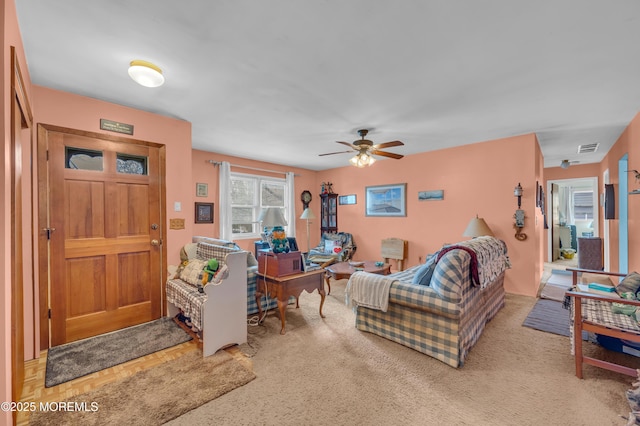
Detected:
[{"left": 319, "top": 129, "right": 404, "bottom": 167}]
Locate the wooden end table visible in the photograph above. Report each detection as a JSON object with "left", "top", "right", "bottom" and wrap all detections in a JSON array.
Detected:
[
  {"left": 255, "top": 269, "right": 326, "bottom": 335},
  {"left": 324, "top": 261, "right": 391, "bottom": 295}
]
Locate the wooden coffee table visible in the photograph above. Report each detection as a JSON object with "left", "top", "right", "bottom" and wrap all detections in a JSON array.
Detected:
[
  {"left": 255, "top": 269, "right": 326, "bottom": 335},
  {"left": 324, "top": 261, "right": 391, "bottom": 294}
]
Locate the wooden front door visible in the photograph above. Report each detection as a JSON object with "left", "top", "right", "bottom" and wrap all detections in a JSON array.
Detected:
[{"left": 43, "top": 125, "right": 163, "bottom": 346}]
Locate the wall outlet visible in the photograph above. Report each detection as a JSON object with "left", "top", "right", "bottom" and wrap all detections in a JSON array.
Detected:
[{"left": 174, "top": 201, "right": 181, "bottom": 212}]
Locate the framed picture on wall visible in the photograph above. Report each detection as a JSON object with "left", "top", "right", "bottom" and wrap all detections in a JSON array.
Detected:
[
  {"left": 196, "top": 182, "right": 208, "bottom": 197},
  {"left": 365, "top": 183, "right": 407, "bottom": 217},
  {"left": 339, "top": 194, "right": 357, "bottom": 205},
  {"left": 195, "top": 202, "right": 214, "bottom": 223}
]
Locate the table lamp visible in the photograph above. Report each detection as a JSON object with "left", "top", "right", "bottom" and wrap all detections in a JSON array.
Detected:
[
  {"left": 258, "top": 207, "right": 288, "bottom": 253},
  {"left": 463, "top": 215, "right": 494, "bottom": 238}
]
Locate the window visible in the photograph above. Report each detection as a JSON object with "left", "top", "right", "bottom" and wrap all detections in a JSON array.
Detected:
[
  {"left": 230, "top": 173, "right": 288, "bottom": 239},
  {"left": 573, "top": 190, "right": 594, "bottom": 220}
]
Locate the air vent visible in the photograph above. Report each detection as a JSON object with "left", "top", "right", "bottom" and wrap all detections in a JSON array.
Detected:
[{"left": 577, "top": 143, "right": 599, "bottom": 154}]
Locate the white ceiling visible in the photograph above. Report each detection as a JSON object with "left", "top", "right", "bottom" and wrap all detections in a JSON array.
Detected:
[{"left": 15, "top": 1, "right": 640, "bottom": 171}]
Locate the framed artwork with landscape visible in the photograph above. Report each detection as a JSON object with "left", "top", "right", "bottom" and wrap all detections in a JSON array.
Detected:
[{"left": 365, "top": 183, "right": 406, "bottom": 217}]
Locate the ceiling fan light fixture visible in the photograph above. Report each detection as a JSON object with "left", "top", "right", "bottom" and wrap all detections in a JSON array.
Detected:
[
  {"left": 128, "top": 60, "right": 165, "bottom": 87},
  {"left": 350, "top": 152, "right": 375, "bottom": 168}
]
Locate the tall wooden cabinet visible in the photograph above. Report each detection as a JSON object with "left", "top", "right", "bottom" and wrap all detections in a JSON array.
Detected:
[{"left": 320, "top": 193, "right": 338, "bottom": 235}]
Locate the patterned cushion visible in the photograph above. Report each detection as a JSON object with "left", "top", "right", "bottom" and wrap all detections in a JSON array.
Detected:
[
  {"left": 412, "top": 254, "right": 437, "bottom": 286},
  {"left": 616, "top": 272, "right": 640, "bottom": 296},
  {"left": 196, "top": 242, "right": 238, "bottom": 266},
  {"left": 430, "top": 251, "right": 465, "bottom": 303},
  {"left": 180, "top": 259, "right": 208, "bottom": 286}
]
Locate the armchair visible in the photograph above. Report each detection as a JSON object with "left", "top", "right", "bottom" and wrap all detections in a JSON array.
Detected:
[
  {"left": 565, "top": 267, "right": 640, "bottom": 379},
  {"left": 307, "top": 232, "right": 356, "bottom": 265}
]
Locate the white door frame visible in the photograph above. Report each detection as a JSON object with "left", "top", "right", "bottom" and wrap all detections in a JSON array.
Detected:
[{"left": 546, "top": 176, "right": 599, "bottom": 262}]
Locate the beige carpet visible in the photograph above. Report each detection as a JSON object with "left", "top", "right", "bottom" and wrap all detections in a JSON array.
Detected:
[
  {"left": 168, "top": 280, "right": 638, "bottom": 426},
  {"left": 30, "top": 350, "right": 256, "bottom": 426}
]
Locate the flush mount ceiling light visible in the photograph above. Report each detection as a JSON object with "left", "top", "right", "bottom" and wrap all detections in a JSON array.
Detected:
[{"left": 128, "top": 60, "right": 164, "bottom": 87}]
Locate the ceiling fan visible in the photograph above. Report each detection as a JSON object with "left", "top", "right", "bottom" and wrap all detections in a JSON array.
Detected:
[
  {"left": 560, "top": 159, "right": 580, "bottom": 169},
  {"left": 319, "top": 129, "right": 404, "bottom": 167}
]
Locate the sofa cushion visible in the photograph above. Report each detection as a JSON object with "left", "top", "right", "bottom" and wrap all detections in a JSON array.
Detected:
[
  {"left": 429, "top": 251, "right": 465, "bottom": 303},
  {"left": 412, "top": 255, "right": 437, "bottom": 286},
  {"left": 616, "top": 271, "right": 640, "bottom": 296},
  {"left": 180, "top": 259, "right": 208, "bottom": 286}
]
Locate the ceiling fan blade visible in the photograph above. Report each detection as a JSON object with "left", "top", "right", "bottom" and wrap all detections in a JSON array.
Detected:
[
  {"left": 336, "top": 141, "right": 357, "bottom": 149},
  {"left": 319, "top": 150, "right": 354, "bottom": 156},
  {"left": 372, "top": 141, "right": 404, "bottom": 149},
  {"left": 370, "top": 150, "right": 404, "bottom": 160}
]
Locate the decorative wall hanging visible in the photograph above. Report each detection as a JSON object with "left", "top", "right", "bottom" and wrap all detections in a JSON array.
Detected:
[
  {"left": 418, "top": 190, "right": 444, "bottom": 201},
  {"left": 365, "top": 183, "right": 406, "bottom": 217}
]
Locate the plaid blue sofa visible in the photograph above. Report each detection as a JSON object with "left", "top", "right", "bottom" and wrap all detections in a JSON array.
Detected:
[
  {"left": 354, "top": 236, "right": 510, "bottom": 368},
  {"left": 189, "top": 237, "right": 279, "bottom": 315}
]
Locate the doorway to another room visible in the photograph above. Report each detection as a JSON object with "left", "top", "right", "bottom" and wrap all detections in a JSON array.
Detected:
[{"left": 540, "top": 177, "right": 599, "bottom": 301}]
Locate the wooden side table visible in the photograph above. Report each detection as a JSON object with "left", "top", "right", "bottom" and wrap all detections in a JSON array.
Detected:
[
  {"left": 255, "top": 269, "right": 326, "bottom": 335},
  {"left": 324, "top": 261, "right": 391, "bottom": 295}
]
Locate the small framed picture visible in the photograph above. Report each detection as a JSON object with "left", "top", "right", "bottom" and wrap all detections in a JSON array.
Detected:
[
  {"left": 339, "top": 194, "right": 357, "bottom": 205},
  {"left": 196, "top": 182, "right": 208, "bottom": 197},
  {"left": 195, "top": 202, "right": 214, "bottom": 223},
  {"left": 418, "top": 190, "right": 444, "bottom": 201}
]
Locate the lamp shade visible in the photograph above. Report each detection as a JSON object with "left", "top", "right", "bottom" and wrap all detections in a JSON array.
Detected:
[
  {"left": 258, "top": 207, "right": 288, "bottom": 228},
  {"left": 463, "top": 215, "right": 494, "bottom": 238},
  {"left": 300, "top": 207, "right": 316, "bottom": 220},
  {"left": 128, "top": 60, "right": 165, "bottom": 87}
]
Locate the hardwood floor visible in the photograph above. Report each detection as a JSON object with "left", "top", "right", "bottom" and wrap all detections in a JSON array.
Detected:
[{"left": 16, "top": 341, "right": 251, "bottom": 425}]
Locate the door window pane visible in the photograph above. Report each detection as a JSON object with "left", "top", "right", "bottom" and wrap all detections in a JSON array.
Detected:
[
  {"left": 117, "top": 153, "right": 147, "bottom": 175},
  {"left": 66, "top": 147, "right": 103, "bottom": 171}
]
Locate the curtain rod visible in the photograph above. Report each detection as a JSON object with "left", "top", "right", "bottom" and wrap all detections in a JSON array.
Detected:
[{"left": 209, "top": 160, "right": 298, "bottom": 176}]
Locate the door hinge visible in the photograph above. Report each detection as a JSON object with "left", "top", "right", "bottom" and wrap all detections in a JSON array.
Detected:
[
  {"left": 48, "top": 308, "right": 51, "bottom": 319},
  {"left": 46, "top": 150, "right": 49, "bottom": 161}
]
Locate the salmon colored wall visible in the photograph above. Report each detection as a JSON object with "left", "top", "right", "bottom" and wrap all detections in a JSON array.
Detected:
[
  {"left": 316, "top": 134, "right": 543, "bottom": 296},
  {"left": 543, "top": 162, "right": 602, "bottom": 262},
  {"left": 33, "top": 86, "right": 193, "bottom": 263},
  {"left": 3, "top": 0, "right": 33, "bottom": 420},
  {"left": 599, "top": 111, "right": 640, "bottom": 273},
  {"left": 189, "top": 150, "right": 319, "bottom": 257}
]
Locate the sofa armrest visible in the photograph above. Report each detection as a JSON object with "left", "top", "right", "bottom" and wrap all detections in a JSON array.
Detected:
[{"left": 390, "top": 281, "right": 460, "bottom": 319}]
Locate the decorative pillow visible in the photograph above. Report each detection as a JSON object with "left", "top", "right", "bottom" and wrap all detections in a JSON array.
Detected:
[
  {"left": 412, "top": 254, "right": 437, "bottom": 286},
  {"left": 180, "top": 259, "right": 208, "bottom": 286},
  {"left": 324, "top": 239, "right": 342, "bottom": 254},
  {"left": 183, "top": 242, "right": 198, "bottom": 260},
  {"left": 616, "top": 272, "right": 640, "bottom": 296}
]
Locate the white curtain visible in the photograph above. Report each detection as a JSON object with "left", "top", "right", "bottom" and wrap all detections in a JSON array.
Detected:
[
  {"left": 218, "top": 161, "right": 232, "bottom": 240},
  {"left": 285, "top": 171, "right": 296, "bottom": 237}
]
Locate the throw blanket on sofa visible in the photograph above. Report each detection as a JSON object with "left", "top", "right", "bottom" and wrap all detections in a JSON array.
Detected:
[
  {"left": 346, "top": 271, "right": 396, "bottom": 312},
  {"left": 439, "top": 236, "right": 511, "bottom": 289}
]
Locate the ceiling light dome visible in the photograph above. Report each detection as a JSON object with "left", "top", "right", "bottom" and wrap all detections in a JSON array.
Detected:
[{"left": 128, "top": 60, "right": 164, "bottom": 87}]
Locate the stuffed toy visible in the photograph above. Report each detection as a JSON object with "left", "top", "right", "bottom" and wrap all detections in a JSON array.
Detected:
[
  {"left": 198, "top": 258, "right": 230, "bottom": 293},
  {"left": 270, "top": 227, "right": 290, "bottom": 253},
  {"left": 173, "top": 246, "right": 191, "bottom": 279}
]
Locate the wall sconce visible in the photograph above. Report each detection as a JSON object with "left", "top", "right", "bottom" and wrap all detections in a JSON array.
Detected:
[{"left": 513, "top": 183, "right": 527, "bottom": 241}]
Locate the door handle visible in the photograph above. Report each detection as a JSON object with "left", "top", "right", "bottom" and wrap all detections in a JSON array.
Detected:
[{"left": 151, "top": 239, "right": 160, "bottom": 246}]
